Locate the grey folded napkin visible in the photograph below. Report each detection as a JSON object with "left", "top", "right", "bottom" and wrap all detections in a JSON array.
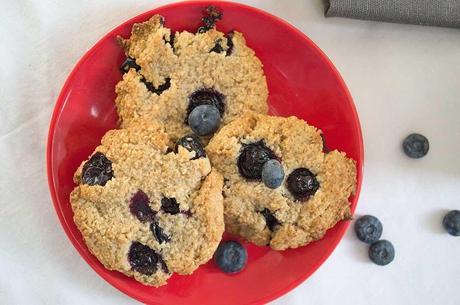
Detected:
[{"left": 325, "top": 0, "right": 460, "bottom": 28}]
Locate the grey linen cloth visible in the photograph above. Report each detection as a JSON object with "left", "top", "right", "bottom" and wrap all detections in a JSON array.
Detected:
[{"left": 325, "top": 0, "right": 460, "bottom": 28}]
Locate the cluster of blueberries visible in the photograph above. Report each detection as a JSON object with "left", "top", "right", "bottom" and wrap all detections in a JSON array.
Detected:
[{"left": 352, "top": 133, "right": 459, "bottom": 267}]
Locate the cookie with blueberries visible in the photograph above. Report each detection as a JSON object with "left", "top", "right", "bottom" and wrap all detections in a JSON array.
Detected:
[
  {"left": 70, "top": 121, "right": 224, "bottom": 286},
  {"left": 206, "top": 113, "right": 357, "bottom": 250},
  {"left": 116, "top": 7, "right": 268, "bottom": 142},
  {"left": 115, "top": 7, "right": 268, "bottom": 144}
]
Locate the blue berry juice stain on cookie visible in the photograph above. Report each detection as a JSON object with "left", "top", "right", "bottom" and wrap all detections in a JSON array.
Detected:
[
  {"left": 130, "top": 190, "right": 156, "bottom": 222},
  {"left": 81, "top": 152, "right": 113, "bottom": 186},
  {"left": 368, "top": 240, "right": 395, "bottom": 266},
  {"left": 225, "top": 32, "right": 234, "bottom": 56},
  {"left": 120, "top": 57, "right": 141, "bottom": 74},
  {"left": 128, "top": 242, "right": 162, "bottom": 275},
  {"left": 403, "top": 133, "right": 429, "bottom": 158},
  {"left": 237, "top": 141, "right": 278, "bottom": 180},
  {"left": 175, "top": 134, "right": 206, "bottom": 160},
  {"left": 209, "top": 39, "right": 225, "bottom": 53},
  {"left": 443, "top": 210, "right": 460, "bottom": 236},
  {"left": 286, "top": 168, "right": 319, "bottom": 201},
  {"left": 260, "top": 208, "right": 280, "bottom": 232},
  {"left": 215, "top": 241, "right": 247, "bottom": 273},
  {"left": 261, "top": 159, "right": 284, "bottom": 189},
  {"left": 188, "top": 105, "right": 221, "bottom": 136},
  {"left": 161, "top": 197, "right": 180, "bottom": 215},
  {"left": 150, "top": 222, "right": 171, "bottom": 244},
  {"left": 141, "top": 77, "right": 171, "bottom": 96}
]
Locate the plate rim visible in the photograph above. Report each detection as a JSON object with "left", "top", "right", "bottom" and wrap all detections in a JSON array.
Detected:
[{"left": 46, "top": 1, "right": 364, "bottom": 304}]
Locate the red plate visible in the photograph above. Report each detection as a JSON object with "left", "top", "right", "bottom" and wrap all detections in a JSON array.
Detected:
[{"left": 47, "top": 1, "right": 363, "bottom": 304}]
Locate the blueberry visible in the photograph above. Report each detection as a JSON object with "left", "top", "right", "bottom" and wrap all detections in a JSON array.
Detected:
[
  {"left": 368, "top": 240, "right": 395, "bottom": 266},
  {"left": 214, "top": 241, "right": 247, "bottom": 273},
  {"left": 354, "top": 215, "right": 383, "bottom": 244},
  {"left": 260, "top": 208, "right": 280, "bottom": 231},
  {"left": 129, "top": 190, "right": 156, "bottom": 222},
  {"left": 175, "top": 134, "right": 206, "bottom": 160},
  {"left": 188, "top": 104, "right": 221, "bottom": 136},
  {"left": 120, "top": 57, "right": 140, "bottom": 74},
  {"left": 261, "top": 159, "right": 284, "bottom": 189},
  {"left": 443, "top": 210, "right": 460, "bottom": 236},
  {"left": 286, "top": 168, "right": 319, "bottom": 201},
  {"left": 187, "top": 88, "right": 225, "bottom": 119},
  {"left": 403, "top": 133, "right": 429, "bottom": 158},
  {"left": 128, "top": 242, "right": 160, "bottom": 275},
  {"left": 150, "top": 222, "right": 170, "bottom": 244},
  {"left": 197, "top": 6, "right": 222, "bottom": 33},
  {"left": 161, "top": 197, "right": 180, "bottom": 215},
  {"left": 81, "top": 152, "right": 113, "bottom": 186},
  {"left": 237, "top": 141, "right": 278, "bottom": 180}
]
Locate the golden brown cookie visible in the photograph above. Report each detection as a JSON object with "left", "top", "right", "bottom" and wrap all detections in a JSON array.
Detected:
[
  {"left": 206, "top": 113, "right": 356, "bottom": 250},
  {"left": 70, "top": 121, "right": 224, "bottom": 286},
  {"left": 115, "top": 12, "right": 268, "bottom": 144}
]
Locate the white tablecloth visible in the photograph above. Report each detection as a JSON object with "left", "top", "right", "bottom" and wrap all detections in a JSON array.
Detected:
[{"left": 1, "top": 0, "right": 459, "bottom": 304}]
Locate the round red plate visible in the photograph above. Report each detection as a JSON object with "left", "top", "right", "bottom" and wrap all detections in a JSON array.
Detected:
[{"left": 47, "top": 1, "right": 363, "bottom": 304}]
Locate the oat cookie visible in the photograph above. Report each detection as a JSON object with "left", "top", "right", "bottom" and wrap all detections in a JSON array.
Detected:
[
  {"left": 70, "top": 121, "right": 224, "bottom": 286},
  {"left": 206, "top": 113, "right": 357, "bottom": 250},
  {"left": 115, "top": 8, "right": 268, "bottom": 144}
]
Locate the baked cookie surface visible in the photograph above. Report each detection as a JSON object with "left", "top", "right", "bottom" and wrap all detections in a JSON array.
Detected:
[
  {"left": 206, "top": 113, "right": 357, "bottom": 250},
  {"left": 70, "top": 121, "right": 224, "bottom": 286},
  {"left": 115, "top": 12, "right": 268, "bottom": 144}
]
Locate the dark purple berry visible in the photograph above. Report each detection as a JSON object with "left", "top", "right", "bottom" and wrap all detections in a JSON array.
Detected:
[
  {"left": 150, "top": 222, "right": 170, "bottom": 244},
  {"left": 120, "top": 57, "right": 140, "bottom": 74},
  {"left": 186, "top": 88, "right": 225, "bottom": 121},
  {"left": 260, "top": 208, "right": 280, "bottom": 231},
  {"left": 130, "top": 190, "right": 156, "bottom": 222},
  {"left": 81, "top": 152, "right": 113, "bottom": 186},
  {"left": 197, "top": 6, "right": 222, "bottom": 33},
  {"left": 141, "top": 77, "right": 171, "bottom": 95},
  {"left": 286, "top": 168, "right": 320, "bottom": 201},
  {"left": 237, "top": 141, "right": 277, "bottom": 180},
  {"left": 128, "top": 242, "right": 160, "bottom": 275},
  {"left": 175, "top": 134, "right": 206, "bottom": 160},
  {"left": 215, "top": 241, "right": 247, "bottom": 273},
  {"left": 209, "top": 39, "right": 224, "bottom": 53},
  {"left": 161, "top": 197, "right": 180, "bottom": 215}
]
